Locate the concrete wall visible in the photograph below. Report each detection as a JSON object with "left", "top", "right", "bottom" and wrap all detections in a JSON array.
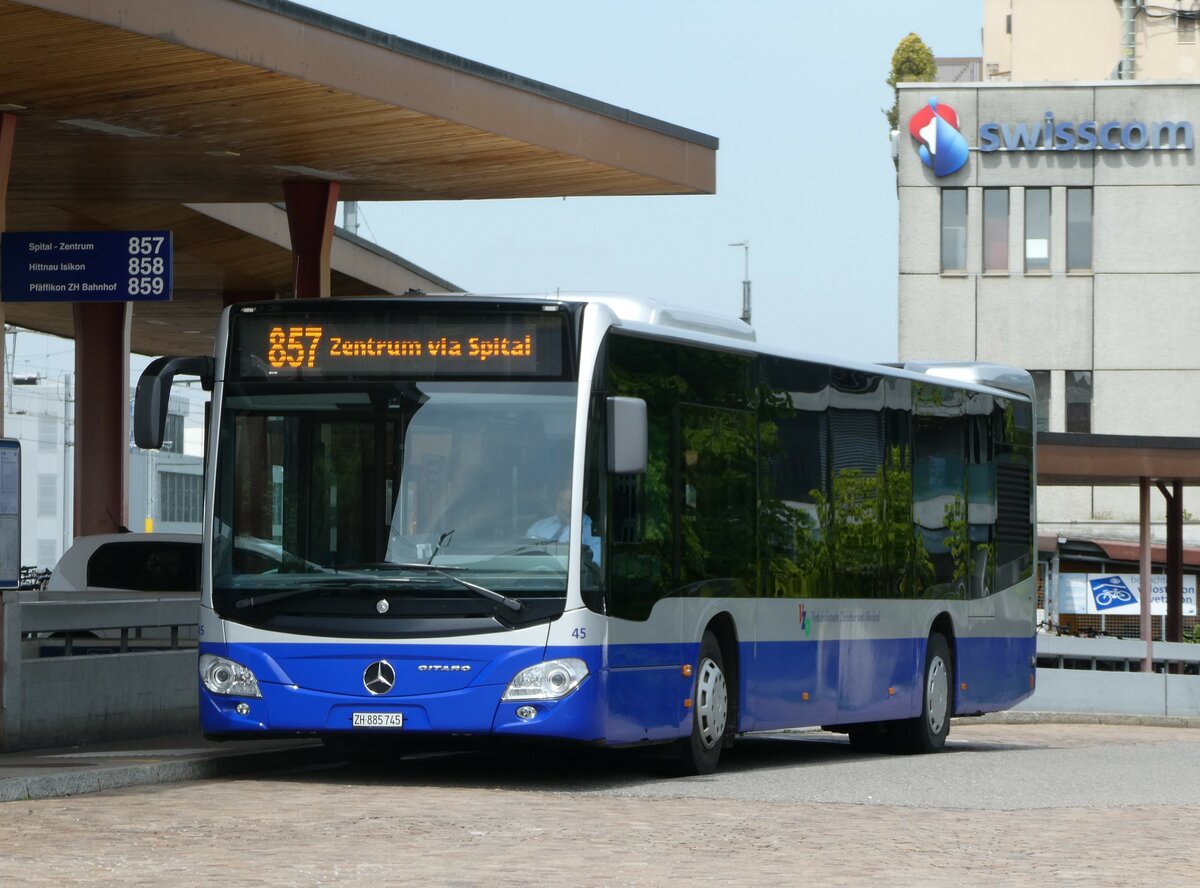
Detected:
[
  {"left": 9, "top": 652, "right": 196, "bottom": 751},
  {"left": 1, "top": 591, "right": 197, "bottom": 751},
  {"left": 1017, "top": 668, "right": 1200, "bottom": 718},
  {"left": 1017, "top": 634, "right": 1200, "bottom": 718}
]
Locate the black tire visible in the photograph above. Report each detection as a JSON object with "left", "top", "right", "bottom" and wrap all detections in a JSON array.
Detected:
[
  {"left": 672, "top": 631, "right": 730, "bottom": 776},
  {"left": 898, "top": 633, "right": 953, "bottom": 754}
]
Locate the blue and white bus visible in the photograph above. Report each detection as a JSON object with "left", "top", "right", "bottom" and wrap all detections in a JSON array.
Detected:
[{"left": 135, "top": 294, "right": 1037, "bottom": 774}]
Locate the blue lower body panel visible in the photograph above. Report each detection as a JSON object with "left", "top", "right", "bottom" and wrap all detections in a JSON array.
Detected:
[
  {"left": 199, "top": 632, "right": 1034, "bottom": 743},
  {"left": 956, "top": 634, "right": 1037, "bottom": 713}
]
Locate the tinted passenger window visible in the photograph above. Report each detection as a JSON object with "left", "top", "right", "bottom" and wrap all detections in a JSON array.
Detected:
[
  {"left": 606, "top": 334, "right": 756, "bottom": 620},
  {"left": 87, "top": 542, "right": 201, "bottom": 592}
]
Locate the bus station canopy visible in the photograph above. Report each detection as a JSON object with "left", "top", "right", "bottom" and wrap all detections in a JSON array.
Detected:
[
  {"left": 1037, "top": 433, "right": 1200, "bottom": 486},
  {"left": 0, "top": 0, "right": 718, "bottom": 354}
]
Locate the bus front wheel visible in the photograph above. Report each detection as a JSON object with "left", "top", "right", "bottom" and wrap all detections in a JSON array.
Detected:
[{"left": 673, "top": 631, "right": 729, "bottom": 776}]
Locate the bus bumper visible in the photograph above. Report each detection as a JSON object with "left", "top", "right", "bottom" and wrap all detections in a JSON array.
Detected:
[{"left": 198, "top": 641, "right": 608, "bottom": 743}]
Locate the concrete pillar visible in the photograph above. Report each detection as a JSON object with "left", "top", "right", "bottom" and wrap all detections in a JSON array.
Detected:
[
  {"left": 282, "top": 181, "right": 339, "bottom": 299},
  {"left": 72, "top": 302, "right": 131, "bottom": 537}
]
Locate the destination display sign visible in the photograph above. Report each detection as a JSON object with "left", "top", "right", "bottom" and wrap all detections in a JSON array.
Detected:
[
  {"left": 231, "top": 308, "right": 568, "bottom": 380},
  {"left": 0, "top": 231, "right": 173, "bottom": 303}
]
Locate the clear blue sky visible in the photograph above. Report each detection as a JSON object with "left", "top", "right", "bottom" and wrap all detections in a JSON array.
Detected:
[{"left": 295, "top": 0, "right": 982, "bottom": 362}]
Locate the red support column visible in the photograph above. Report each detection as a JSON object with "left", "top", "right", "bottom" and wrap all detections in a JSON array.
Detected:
[
  {"left": 282, "top": 181, "right": 339, "bottom": 299},
  {"left": 73, "top": 302, "right": 131, "bottom": 537},
  {"left": 1139, "top": 477, "right": 1152, "bottom": 671},
  {"left": 0, "top": 112, "right": 17, "bottom": 432},
  {"left": 0, "top": 112, "right": 13, "bottom": 747},
  {"left": 1157, "top": 480, "right": 1185, "bottom": 659}
]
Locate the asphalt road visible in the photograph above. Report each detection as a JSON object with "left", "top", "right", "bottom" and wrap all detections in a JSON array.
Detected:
[{"left": 2, "top": 722, "right": 1198, "bottom": 886}]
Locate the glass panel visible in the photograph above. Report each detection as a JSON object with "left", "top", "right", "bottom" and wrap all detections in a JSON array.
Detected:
[
  {"left": 680, "top": 404, "right": 757, "bottom": 589},
  {"left": 1025, "top": 188, "right": 1051, "bottom": 272},
  {"left": 941, "top": 189, "right": 967, "bottom": 272},
  {"left": 1030, "top": 370, "right": 1050, "bottom": 433},
  {"left": 760, "top": 358, "right": 831, "bottom": 599},
  {"left": 1066, "top": 370, "right": 1092, "bottom": 433},
  {"left": 1067, "top": 188, "right": 1093, "bottom": 271},
  {"left": 212, "top": 381, "right": 579, "bottom": 620},
  {"left": 606, "top": 335, "right": 755, "bottom": 620},
  {"left": 966, "top": 395, "right": 996, "bottom": 599},
  {"left": 983, "top": 189, "right": 1009, "bottom": 272},
  {"left": 913, "top": 384, "right": 967, "bottom": 599}
]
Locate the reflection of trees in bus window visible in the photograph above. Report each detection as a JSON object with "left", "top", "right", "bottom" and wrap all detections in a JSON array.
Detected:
[
  {"left": 759, "top": 357, "right": 829, "bottom": 600},
  {"left": 913, "top": 383, "right": 968, "bottom": 599},
  {"left": 761, "top": 364, "right": 923, "bottom": 601},
  {"left": 606, "top": 334, "right": 755, "bottom": 621},
  {"left": 680, "top": 404, "right": 756, "bottom": 589},
  {"left": 966, "top": 394, "right": 997, "bottom": 599}
]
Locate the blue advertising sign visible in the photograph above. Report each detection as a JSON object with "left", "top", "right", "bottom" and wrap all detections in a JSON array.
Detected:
[{"left": 0, "top": 231, "right": 172, "bottom": 303}]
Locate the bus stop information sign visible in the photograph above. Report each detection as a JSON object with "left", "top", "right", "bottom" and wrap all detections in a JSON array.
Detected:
[{"left": 0, "top": 231, "right": 172, "bottom": 302}]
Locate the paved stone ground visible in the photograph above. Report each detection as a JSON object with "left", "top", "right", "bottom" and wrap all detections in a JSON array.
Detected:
[{"left": 1, "top": 723, "right": 1197, "bottom": 886}]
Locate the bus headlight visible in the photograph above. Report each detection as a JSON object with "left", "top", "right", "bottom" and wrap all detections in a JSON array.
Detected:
[
  {"left": 199, "top": 654, "right": 262, "bottom": 698},
  {"left": 502, "top": 658, "right": 588, "bottom": 701}
]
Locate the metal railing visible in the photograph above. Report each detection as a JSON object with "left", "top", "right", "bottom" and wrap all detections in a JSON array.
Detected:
[
  {"left": 1036, "top": 634, "right": 1200, "bottom": 674},
  {"left": 21, "top": 596, "right": 198, "bottom": 655}
]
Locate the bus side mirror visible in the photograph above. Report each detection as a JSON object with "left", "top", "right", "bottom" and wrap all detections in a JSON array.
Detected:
[
  {"left": 134, "top": 355, "right": 214, "bottom": 449},
  {"left": 607, "top": 396, "right": 647, "bottom": 474}
]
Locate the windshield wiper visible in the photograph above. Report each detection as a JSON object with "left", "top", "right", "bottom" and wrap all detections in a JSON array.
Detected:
[
  {"left": 233, "top": 568, "right": 523, "bottom": 614},
  {"left": 370, "top": 564, "right": 523, "bottom": 613},
  {"left": 233, "top": 582, "right": 407, "bottom": 611}
]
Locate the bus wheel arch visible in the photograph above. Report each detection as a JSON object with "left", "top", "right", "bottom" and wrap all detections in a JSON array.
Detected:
[
  {"left": 901, "top": 624, "right": 955, "bottom": 754},
  {"left": 927, "top": 612, "right": 957, "bottom": 715},
  {"left": 705, "top": 612, "right": 739, "bottom": 748},
  {"left": 673, "top": 615, "right": 738, "bottom": 776}
]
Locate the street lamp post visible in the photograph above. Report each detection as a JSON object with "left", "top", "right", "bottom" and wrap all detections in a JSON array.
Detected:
[{"left": 728, "top": 241, "right": 751, "bottom": 324}]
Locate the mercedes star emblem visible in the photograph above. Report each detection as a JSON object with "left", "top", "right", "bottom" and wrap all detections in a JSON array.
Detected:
[
  {"left": 376, "top": 599, "right": 390, "bottom": 614},
  {"left": 363, "top": 660, "right": 396, "bottom": 695}
]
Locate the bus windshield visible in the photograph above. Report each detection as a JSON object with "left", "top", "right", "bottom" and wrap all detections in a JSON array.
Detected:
[{"left": 211, "top": 380, "right": 580, "bottom": 629}]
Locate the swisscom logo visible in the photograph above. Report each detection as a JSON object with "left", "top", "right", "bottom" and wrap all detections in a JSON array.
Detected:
[{"left": 909, "top": 98, "right": 969, "bottom": 177}]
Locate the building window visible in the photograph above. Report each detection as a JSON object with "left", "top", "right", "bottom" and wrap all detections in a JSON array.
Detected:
[
  {"left": 163, "top": 413, "right": 184, "bottom": 454},
  {"left": 1030, "top": 370, "right": 1050, "bottom": 434},
  {"left": 37, "top": 540, "right": 58, "bottom": 571},
  {"left": 1025, "top": 188, "right": 1050, "bottom": 272},
  {"left": 37, "top": 415, "right": 57, "bottom": 453},
  {"left": 941, "top": 189, "right": 967, "bottom": 272},
  {"left": 1066, "top": 188, "right": 1093, "bottom": 271},
  {"left": 37, "top": 473, "right": 56, "bottom": 518},
  {"left": 1179, "top": 16, "right": 1197, "bottom": 44},
  {"left": 1066, "top": 371, "right": 1092, "bottom": 434},
  {"left": 160, "top": 471, "right": 203, "bottom": 524},
  {"left": 983, "top": 189, "right": 1009, "bottom": 272}
]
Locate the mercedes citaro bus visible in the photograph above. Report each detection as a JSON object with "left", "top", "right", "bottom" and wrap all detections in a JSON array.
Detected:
[{"left": 135, "top": 294, "right": 1036, "bottom": 774}]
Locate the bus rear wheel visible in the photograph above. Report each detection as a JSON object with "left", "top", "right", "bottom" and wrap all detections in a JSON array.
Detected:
[{"left": 673, "top": 631, "right": 729, "bottom": 776}]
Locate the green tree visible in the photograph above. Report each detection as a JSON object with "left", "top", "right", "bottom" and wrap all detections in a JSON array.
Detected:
[{"left": 885, "top": 32, "right": 937, "bottom": 131}]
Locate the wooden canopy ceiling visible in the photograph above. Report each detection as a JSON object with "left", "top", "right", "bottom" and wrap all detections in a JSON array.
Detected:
[
  {"left": 0, "top": 0, "right": 718, "bottom": 354},
  {"left": 1038, "top": 433, "right": 1200, "bottom": 486}
]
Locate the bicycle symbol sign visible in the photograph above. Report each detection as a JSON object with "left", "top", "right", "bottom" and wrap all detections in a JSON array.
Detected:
[{"left": 1089, "top": 575, "right": 1137, "bottom": 611}]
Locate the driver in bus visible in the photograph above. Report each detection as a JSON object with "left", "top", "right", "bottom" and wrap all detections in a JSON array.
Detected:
[{"left": 527, "top": 486, "right": 601, "bottom": 567}]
